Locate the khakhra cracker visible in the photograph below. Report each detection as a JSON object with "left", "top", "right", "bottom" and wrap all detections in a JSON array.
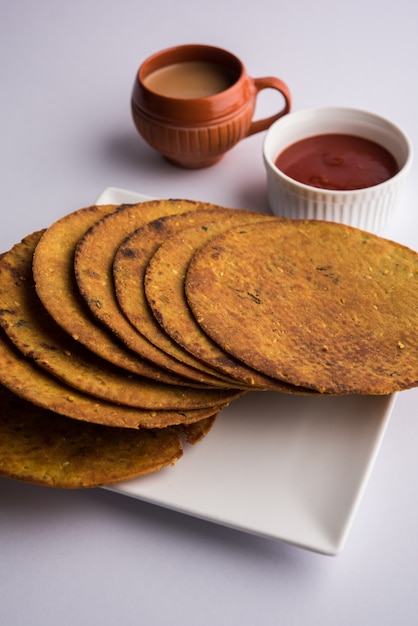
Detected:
[
  {"left": 0, "top": 380, "right": 218, "bottom": 488},
  {"left": 144, "top": 216, "right": 314, "bottom": 393},
  {"left": 185, "top": 219, "right": 418, "bottom": 395},
  {"left": 0, "top": 231, "right": 240, "bottom": 411},
  {"left": 74, "top": 199, "right": 235, "bottom": 386},
  {"left": 2, "top": 196, "right": 418, "bottom": 491},
  {"left": 113, "top": 207, "right": 265, "bottom": 387},
  {"left": 0, "top": 382, "right": 185, "bottom": 488},
  {"left": 32, "top": 204, "right": 185, "bottom": 383},
  {"left": 0, "top": 326, "right": 220, "bottom": 429}
]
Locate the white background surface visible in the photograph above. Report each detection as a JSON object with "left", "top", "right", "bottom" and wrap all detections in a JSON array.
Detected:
[{"left": 1, "top": 1, "right": 418, "bottom": 624}]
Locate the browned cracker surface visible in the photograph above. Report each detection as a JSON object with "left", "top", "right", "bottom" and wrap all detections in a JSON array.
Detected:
[
  {"left": 0, "top": 383, "right": 184, "bottom": 488},
  {"left": 145, "top": 216, "right": 312, "bottom": 393},
  {"left": 113, "top": 207, "right": 257, "bottom": 386},
  {"left": 0, "top": 231, "right": 240, "bottom": 410},
  {"left": 0, "top": 327, "right": 220, "bottom": 429},
  {"left": 32, "top": 204, "right": 182, "bottom": 383},
  {"left": 74, "top": 199, "right": 235, "bottom": 386},
  {"left": 185, "top": 219, "right": 418, "bottom": 395}
]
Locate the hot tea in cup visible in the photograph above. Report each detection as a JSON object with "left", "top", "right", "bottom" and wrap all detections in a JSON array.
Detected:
[
  {"left": 131, "top": 44, "right": 291, "bottom": 168},
  {"left": 142, "top": 60, "right": 235, "bottom": 99}
]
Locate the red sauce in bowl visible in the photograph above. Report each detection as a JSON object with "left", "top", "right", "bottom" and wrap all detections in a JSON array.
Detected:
[{"left": 275, "top": 134, "right": 399, "bottom": 190}]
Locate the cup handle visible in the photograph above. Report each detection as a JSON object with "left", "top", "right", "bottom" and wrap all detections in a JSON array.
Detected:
[{"left": 246, "top": 77, "right": 291, "bottom": 137}]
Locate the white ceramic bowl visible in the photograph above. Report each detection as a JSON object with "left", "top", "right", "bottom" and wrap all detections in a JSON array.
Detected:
[{"left": 263, "top": 106, "right": 412, "bottom": 232}]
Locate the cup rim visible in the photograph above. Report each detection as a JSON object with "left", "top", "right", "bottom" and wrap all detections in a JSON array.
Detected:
[
  {"left": 263, "top": 106, "right": 413, "bottom": 197},
  {"left": 137, "top": 43, "right": 244, "bottom": 103}
]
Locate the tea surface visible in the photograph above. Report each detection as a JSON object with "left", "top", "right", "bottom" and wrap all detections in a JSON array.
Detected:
[{"left": 144, "top": 61, "right": 235, "bottom": 98}]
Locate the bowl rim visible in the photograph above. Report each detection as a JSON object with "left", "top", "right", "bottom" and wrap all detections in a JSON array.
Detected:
[{"left": 263, "top": 105, "right": 413, "bottom": 197}]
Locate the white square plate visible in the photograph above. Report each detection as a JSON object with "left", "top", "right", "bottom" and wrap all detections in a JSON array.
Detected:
[{"left": 98, "top": 186, "right": 396, "bottom": 556}]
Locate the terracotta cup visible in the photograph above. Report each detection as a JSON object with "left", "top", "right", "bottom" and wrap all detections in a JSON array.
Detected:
[{"left": 131, "top": 44, "right": 291, "bottom": 168}]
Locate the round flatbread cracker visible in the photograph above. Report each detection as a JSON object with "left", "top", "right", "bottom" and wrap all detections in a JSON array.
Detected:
[
  {"left": 0, "top": 383, "right": 184, "bottom": 488},
  {"left": 32, "top": 204, "right": 183, "bottom": 384},
  {"left": 74, "top": 200, "right": 233, "bottom": 386},
  {"left": 0, "top": 327, "right": 220, "bottom": 429},
  {"left": 144, "top": 216, "right": 312, "bottom": 393},
  {"left": 113, "top": 207, "right": 254, "bottom": 385},
  {"left": 185, "top": 219, "right": 418, "bottom": 395},
  {"left": 0, "top": 232, "right": 241, "bottom": 411}
]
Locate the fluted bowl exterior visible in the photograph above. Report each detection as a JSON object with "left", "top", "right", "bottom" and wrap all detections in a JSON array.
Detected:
[{"left": 263, "top": 107, "right": 412, "bottom": 232}]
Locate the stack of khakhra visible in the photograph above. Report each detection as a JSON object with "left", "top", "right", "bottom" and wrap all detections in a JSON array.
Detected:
[{"left": 0, "top": 198, "right": 417, "bottom": 489}]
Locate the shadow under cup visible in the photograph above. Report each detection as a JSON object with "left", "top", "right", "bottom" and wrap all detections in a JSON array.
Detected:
[
  {"left": 263, "top": 107, "right": 412, "bottom": 232},
  {"left": 131, "top": 44, "right": 291, "bottom": 168}
]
